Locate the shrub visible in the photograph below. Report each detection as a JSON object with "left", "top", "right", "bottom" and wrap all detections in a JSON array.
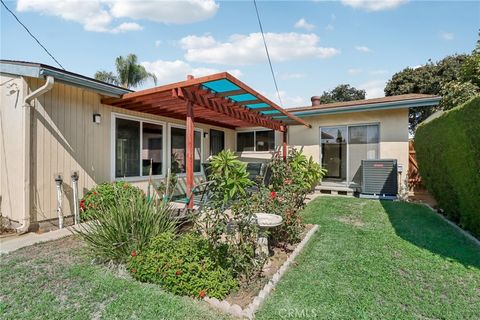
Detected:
[
  {"left": 80, "top": 181, "right": 144, "bottom": 221},
  {"left": 128, "top": 232, "right": 238, "bottom": 299},
  {"left": 415, "top": 96, "right": 480, "bottom": 237},
  {"left": 208, "top": 150, "right": 253, "bottom": 206},
  {"left": 76, "top": 183, "right": 178, "bottom": 263}
]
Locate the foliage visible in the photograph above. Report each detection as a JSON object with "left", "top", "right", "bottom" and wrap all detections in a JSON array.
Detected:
[
  {"left": 385, "top": 35, "right": 480, "bottom": 132},
  {"left": 258, "top": 149, "right": 327, "bottom": 244},
  {"left": 76, "top": 184, "right": 178, "bottom": 263},
  {"left": 415, "top": 96, "right": 480, "bottom": 237},
  {"left": 80, "top": 181, "right": 144, "bottom": 221},
  {"left": 440, "top": 81, "right": 479, "bottom": 110},
  {"left": 270, "top": 149, "right": 326, "bottom": 194},
  {"left": 208, "top": 150, "right": 253, "bottom": 206},
  {"left": 195, "top": 199, "right": 263, "bottom": 282},
  {"left": 94, "top": 54, "right": 157, "bottom": 89},
  {"left": 128, "top": 232, "right": 238, "bottom": 299},
  {"left": 320, "top": 84, "right": 366, "bottom": 104}
]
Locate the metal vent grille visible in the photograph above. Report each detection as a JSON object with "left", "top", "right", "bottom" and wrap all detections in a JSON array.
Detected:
[{"left": 361, "top": 159, "right": 398, "bottom": 196}]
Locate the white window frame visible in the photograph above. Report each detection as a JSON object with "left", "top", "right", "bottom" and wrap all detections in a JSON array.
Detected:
[
  {"left": 111, "top": 113, "right": 166, "bottom": 181},
  {"left": 236, "top": 129, "right": 276, "bottom": 153},
  {"left": 167, "top": 123, "right": 204, "bottom": 176}
]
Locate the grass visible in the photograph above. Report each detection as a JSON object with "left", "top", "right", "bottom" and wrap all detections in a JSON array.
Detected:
[
  {"left": 0, "top": 236, "right": 232, "bottom": 320},
  {"left": 1, "top": 197, "right": 479, "bottom": 319},
  {"left": 256, "top": 197, "right": 480, "bottom": 319}
]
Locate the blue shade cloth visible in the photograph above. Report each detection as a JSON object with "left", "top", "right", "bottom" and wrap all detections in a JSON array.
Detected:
[
  {"left": 202, "top": 79, "right": 240, "bottom": 93},
  {"left": 261, "top": 110, "right": 281, "bottom": 115},
  {"left": 228, "top": 93, "right": 257, "bottom": 102},
  {"left": 245, "top": 102, "right": 269, "bottom": 109}
]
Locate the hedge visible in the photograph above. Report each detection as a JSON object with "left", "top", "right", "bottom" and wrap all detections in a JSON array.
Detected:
[{"left": 414, "top": 96, "right": 480, "bottom": 237}]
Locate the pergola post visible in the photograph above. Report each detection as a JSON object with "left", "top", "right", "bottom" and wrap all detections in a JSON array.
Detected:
[
  {"left": 186, "top": 100, "right": 195, "bottom": 208},
  {"left": 282, "top": 127, "right": 288, "bottom": 161}
]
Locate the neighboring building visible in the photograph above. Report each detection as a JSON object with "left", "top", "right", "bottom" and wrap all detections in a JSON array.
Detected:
[{"left": 0, "top": 60, "right": 440, "bottom": 231}]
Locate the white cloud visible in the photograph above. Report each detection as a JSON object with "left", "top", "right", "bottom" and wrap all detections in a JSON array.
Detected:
[
  {"left": 411, "top": 65, "right": 422, "bottom": 69},
  {"left": 348, "top": 68, "right": 362, "bottom": 75},
  {"left": 276, "top": 91, "right": 307, "bottom": 108},
  {"left": 279, "top": 72, "right": 306, "bottom": 80},
  {"left": 110, "top": 0, "right": 218, "bottom": 24},
  {"left": 341, "top": 0, "right": 408, "bottom": 11},
  {"left": 294, "top": 18, "right": 315, "bottom": 31},
  {"left": 440, "top": 32, "right": 455, "bottom": 41},
  {"left": 16, "top": 0, "right": 219, "bottom": 32},
  {"left": 355, "top": 45, "right": 372, "bottom": 53},
  {"left": 357, "top": 80, "right": 386, "bottom": 98},
  {"left": 111, "top": 22, "right": 143, "bottom": 33},
  {"left": 180, "top": 35, "right": 217, "bottom": 49},
  {"left": 142, "top": 59, "right": 242, "bottom": 84},
  {"left": 155, "top": 40, "right": 162, "bottom": 48},
  {"left": 181, "top": 32, "right": 340, "bottom": 65}
]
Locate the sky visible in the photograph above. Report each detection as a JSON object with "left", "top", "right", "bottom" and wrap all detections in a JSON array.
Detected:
[{"left": 1, "top": 0, "right": 479, "bottom": 108}]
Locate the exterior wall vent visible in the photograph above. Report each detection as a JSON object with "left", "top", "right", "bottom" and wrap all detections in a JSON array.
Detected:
[{"left": 360, "top": 159, "right": 398, "bottom": 199}]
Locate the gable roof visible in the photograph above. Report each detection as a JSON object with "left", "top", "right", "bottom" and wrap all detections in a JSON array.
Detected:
[
  {"left": 279, "top": 94, "right": 441, "bottom": 120},
  {"left": 0, "top": 60, "right": 132, "bottom": 97}
]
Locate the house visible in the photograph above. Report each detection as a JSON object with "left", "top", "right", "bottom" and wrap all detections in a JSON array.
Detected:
[{"left": 0, "top": 60, "right": 440, "bottom": 232}]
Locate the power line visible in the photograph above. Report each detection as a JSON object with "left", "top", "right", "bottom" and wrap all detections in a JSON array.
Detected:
[
  {"left": 253, "top": 0, "right": 283, "bottom": 107},
  {"left": 1, "top": 0, "right": 65, "bottom": 70}
]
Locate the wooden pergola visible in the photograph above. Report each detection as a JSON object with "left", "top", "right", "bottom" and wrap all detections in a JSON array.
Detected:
[{"left": 102, "top": 72, "right": 310, "bottom": 206}]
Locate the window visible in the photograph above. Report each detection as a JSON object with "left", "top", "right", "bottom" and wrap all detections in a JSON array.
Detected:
[
  {"left": 237, "top": 132, "right": 255, "bottom": 152},
  {"left": 210, "top": 129, "right": 225, "bottom": 156},
  {"left": 142, "top": 123, "right": 163, "bottom": 176},
  {"left": 170, "top": 127, "right": 202, "bottom": 174},
  {"left": 114, "top": 116, "right": 164, "bottom": 178},
  {"left": 237, "top": 130, "right": 275, "bottom": 152}
]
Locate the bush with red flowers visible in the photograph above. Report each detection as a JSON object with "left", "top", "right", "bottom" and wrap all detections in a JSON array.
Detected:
[
  {"left": 79, "top": 182, "right": 144, "bottom": 221},
  {"left": 128, "top": 232, "right": 238, "bottom": 299}
]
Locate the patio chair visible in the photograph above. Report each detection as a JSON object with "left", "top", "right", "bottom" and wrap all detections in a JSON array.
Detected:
[
  {"left": 246, "top": 162, "right": 265, "bottom": 184},
  {"left": 202, "top": 162, "right": 213, "bottom": 181},
  {"left": 170, "top": 181, "right": 213, "bottom": 220}
]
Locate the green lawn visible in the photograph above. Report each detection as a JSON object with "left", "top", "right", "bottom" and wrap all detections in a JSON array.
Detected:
[
  {"left": 0, "top": 236, "right": 232, "bottom": 320},
  {"left": 257, "top": 197, "right": 480, "bottom": 319},
  {"left": 1, "top": 197, "right": 479, "bottom": 319}
]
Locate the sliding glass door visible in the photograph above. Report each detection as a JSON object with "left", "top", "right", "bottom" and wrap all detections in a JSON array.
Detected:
[
  {"left": 347, "top": 124, "right": 379, "bottom": 186},
  {"left": 321, "top": 126, "right": 347, "bottom": 181},
  {"left": 320, "top": 124, "right": 379, "bottom": 186}
]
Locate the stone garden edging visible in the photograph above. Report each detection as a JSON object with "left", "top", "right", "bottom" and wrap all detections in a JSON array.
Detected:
[{"left": 203, "top": 224, "right": 319, "bottom": 319}]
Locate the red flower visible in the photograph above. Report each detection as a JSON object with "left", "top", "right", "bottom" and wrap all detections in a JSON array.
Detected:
[
  {"left": 80, "top": 200, "right": 86, "bottom": 211},
  {"left": 175, "top": 270, "right": 182, "bottom": 276},
  {"left": 270, "top": 191, "right": 277, "bottom": 200},
  {"left": 199, "top": 290, "right": 206, "bottom": 298},
  {"left": 93, "top": 191, "right": 97, "bottom": 196},
  {"left": 131, "top": 268, "right": 136, "bottom": 274},
  {"left": 131, "top": 250, "right": 137, "bottom": 257}
]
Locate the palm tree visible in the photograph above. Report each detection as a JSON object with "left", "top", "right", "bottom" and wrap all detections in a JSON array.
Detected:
[{"left": 94, "top": 54, "right": 157, "bottom": 89}]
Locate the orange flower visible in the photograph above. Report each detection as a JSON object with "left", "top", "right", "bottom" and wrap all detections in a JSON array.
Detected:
[
  {"left": 131, "top": 250, "right": 137, "bottom": 257},
  {"left": 199, "top": 290, "right": 206, "bottom": 298}
]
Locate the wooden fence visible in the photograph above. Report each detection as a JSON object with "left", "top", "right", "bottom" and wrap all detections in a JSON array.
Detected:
[{"left": 408, "top": 140, "right": 422, "bottom": 190}]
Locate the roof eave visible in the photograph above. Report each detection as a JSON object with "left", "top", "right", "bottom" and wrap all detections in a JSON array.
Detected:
[{"left": 284, "top": 97, "right": 442, "bottom": 119}]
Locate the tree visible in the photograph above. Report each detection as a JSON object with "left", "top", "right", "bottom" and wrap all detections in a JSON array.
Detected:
[
  {"left": 384, "top": 49, "right": 479, "bottom": 132},
  {"left": 320, "top": 84, "right": 366, "bottom": 103},
  {"left": 95, "top": 54, "right": 157, "bottom": 89}
]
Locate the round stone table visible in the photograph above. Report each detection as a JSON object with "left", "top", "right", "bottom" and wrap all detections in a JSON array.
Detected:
[{"left": 253, "top": 213, "right": 283, "bottom": 258}]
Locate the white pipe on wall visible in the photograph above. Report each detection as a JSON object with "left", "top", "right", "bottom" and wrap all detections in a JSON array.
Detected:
[{"left": 16, "top": 76, "right": 54, "bottom": 234}]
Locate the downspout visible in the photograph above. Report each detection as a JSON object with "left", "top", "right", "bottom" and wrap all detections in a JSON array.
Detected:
[{"left": 16, "top": 76, "right": 54, "bottom": 234}]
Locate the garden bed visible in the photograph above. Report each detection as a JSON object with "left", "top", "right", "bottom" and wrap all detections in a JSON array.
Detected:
[{"left": 225, "top": 224, "right": 315, "bottom": 308}]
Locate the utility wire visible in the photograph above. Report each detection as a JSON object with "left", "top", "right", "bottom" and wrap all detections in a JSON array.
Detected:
[
  {"left": 253, "top": 0, "right": 283, "bottom": 107},
  {"left": 1, "top": 0, "right": 65, "bottom": 70}
]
